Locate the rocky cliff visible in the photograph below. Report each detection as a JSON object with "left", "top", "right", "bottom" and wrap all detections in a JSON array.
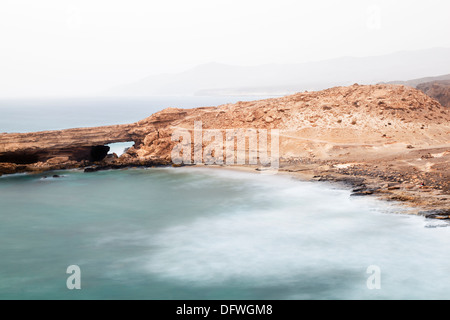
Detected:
[
  {"left": 1, "top": 84, "right": 450, "bottom": 214},
  {"left": 1, "top": 84, "right": 449, "bottom": 171},
  {"left": 0, "top": 109, "right": 188, "bottom": 174},
  {"left": 417, "top": 80, "right": 450, "bottom": 108}
]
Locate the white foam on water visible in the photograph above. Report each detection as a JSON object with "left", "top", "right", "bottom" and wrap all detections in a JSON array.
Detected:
[
  {"left": 2, "top": 166, "right": 449, "bottom": 299},
  {"left": 140, "top": 169, "right": 427, "bottom": 290}
]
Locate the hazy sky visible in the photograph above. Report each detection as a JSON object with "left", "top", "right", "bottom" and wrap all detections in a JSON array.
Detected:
[{"left": 1, "top": 0, "right": 449, "bottom": 97}]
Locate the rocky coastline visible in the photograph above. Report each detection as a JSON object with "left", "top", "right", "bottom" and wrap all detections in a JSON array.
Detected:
[{"left": 1, "top": 84, "right": 449, "bottom": 219}]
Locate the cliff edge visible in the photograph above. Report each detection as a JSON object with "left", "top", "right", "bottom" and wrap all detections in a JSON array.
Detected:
[{"left": 1, "top": 84, "right": 449, "bottom": 216}]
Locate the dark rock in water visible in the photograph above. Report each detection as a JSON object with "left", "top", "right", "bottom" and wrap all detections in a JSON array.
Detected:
[
  {"left": 425, "top": 223, "right": 450, "bottom": 229},
  {"left": 351, "top": 190, "right": 374, "bottom": 196},
  {"left": 84, "top": 167, "right": 99, "bottom": 173},
  {"left": 419, "top": 210, "right": 450, "bottom": 220},
  {"left": 52, "top": 175, "right": 60, "bottom": 178},
  {"left": 84, "top": 165, "right": 119, "bottom": 173}
]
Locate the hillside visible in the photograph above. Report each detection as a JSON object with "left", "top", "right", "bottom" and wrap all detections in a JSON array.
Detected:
[
  {"left": 1, "top": 84, "right": 449, "bottom": 215},
  {"left": 135, "top": 84, "right": 449, "bottom": 159},
  {"left": 417, "top": 80, "right": 450, "bottom": 108},
  {"left": 382, "top": 75, "right": 450, "bottom": 108}
]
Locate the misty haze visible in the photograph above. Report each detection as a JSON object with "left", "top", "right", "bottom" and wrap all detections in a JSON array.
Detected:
[{"left": 1, "top": 0, "right": 450, "bottom": 303}]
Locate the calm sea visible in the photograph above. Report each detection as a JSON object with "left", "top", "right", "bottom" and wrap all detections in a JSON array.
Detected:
[{"left": 0, "top": 97, "right": 449, "bottom": 300}]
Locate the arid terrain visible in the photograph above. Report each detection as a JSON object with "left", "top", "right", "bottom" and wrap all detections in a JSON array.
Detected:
[
  {"left": 417, "top": 80, "right": 450, "bottom": 108},
  {"left": 1, "top": 84, "right": 449, "bottom": 217}
]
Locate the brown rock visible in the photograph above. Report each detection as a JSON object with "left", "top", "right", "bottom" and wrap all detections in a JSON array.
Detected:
[
  {"left": 45, "top": 156, "right": 70, "bottom": 165},
  {"left": 417, "top": 80, "right": 450, "bottom": 108},
  {"left": 0, "top": 84, "right": 449, "bottom": 182},
  {"left": 0, "top": 163, "right": 18, "bottom": 174}
]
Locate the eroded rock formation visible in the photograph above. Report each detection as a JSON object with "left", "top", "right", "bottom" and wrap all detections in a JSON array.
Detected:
[
  {"left": 417, "top": 80, "right": 450, "bottom": 108},
  {"left": 1, "top": 84, "right": 450, "bottom": 214},
  {"left": 1, "top": 84, "right": 449, "bottom": 194},
  {"left": 0, "top": 107, "right": 190, "bottom": 174},
  {"left": 0, "top": 124, "right": 136, "bottom": 172}
]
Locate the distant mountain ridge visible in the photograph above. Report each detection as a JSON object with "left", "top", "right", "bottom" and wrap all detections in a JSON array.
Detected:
[
  {"left": 110, "top": 48, "right": 450, "bottom": 96},
  {"left": 382, "top": 74, "right": 450, "bottom": 88}
]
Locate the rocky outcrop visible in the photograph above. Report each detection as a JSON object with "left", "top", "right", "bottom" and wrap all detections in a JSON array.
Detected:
[
  {"left": 417, "top": 80, "right": 450, "bottom": 108},
  {"left": 1, "top": 84, "right": 449, "bottom": 178},
  {"left": 0, "top": 124, "right": 138, "bottom": 170},
  {"left": 1, "top": 84, "right": 449, "bottom": 216},
  {"left": 134, "top": 84, "right": 450, "bottom": 165},
  {"left": 0, "top": 107, "right": 191, "bottom": 174}
]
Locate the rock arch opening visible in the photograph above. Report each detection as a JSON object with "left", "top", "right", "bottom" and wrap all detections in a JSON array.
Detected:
[{"left": 106, "top": 141, "right": 135, "bottom": 157}]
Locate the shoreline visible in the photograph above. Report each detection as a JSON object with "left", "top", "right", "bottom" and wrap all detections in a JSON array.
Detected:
[
  {"left": 186, "top": 163, "right": 450, "bottom": 219},
  {"left": 1, "top": 160, "right": 449, "bottom": 220},
  {"left": 0, "top": 84, "right": 448, "bottom": 219}
]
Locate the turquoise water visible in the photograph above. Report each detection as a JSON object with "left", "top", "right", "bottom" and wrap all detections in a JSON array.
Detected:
[
  {"left": 0, "top": 167, "right": 449, "bottom": 300},
  {"left": 1, "top": 97, "right": 450, "bottom": 300}
]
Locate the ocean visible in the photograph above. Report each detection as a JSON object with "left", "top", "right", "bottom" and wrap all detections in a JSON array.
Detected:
[{"left": 0, "top": 97, "right": 450, "bottom": 300}]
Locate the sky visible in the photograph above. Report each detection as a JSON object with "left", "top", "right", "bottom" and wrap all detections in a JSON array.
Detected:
[{"left": 0, "top": 0, "right": 449, "bottom": 97}]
